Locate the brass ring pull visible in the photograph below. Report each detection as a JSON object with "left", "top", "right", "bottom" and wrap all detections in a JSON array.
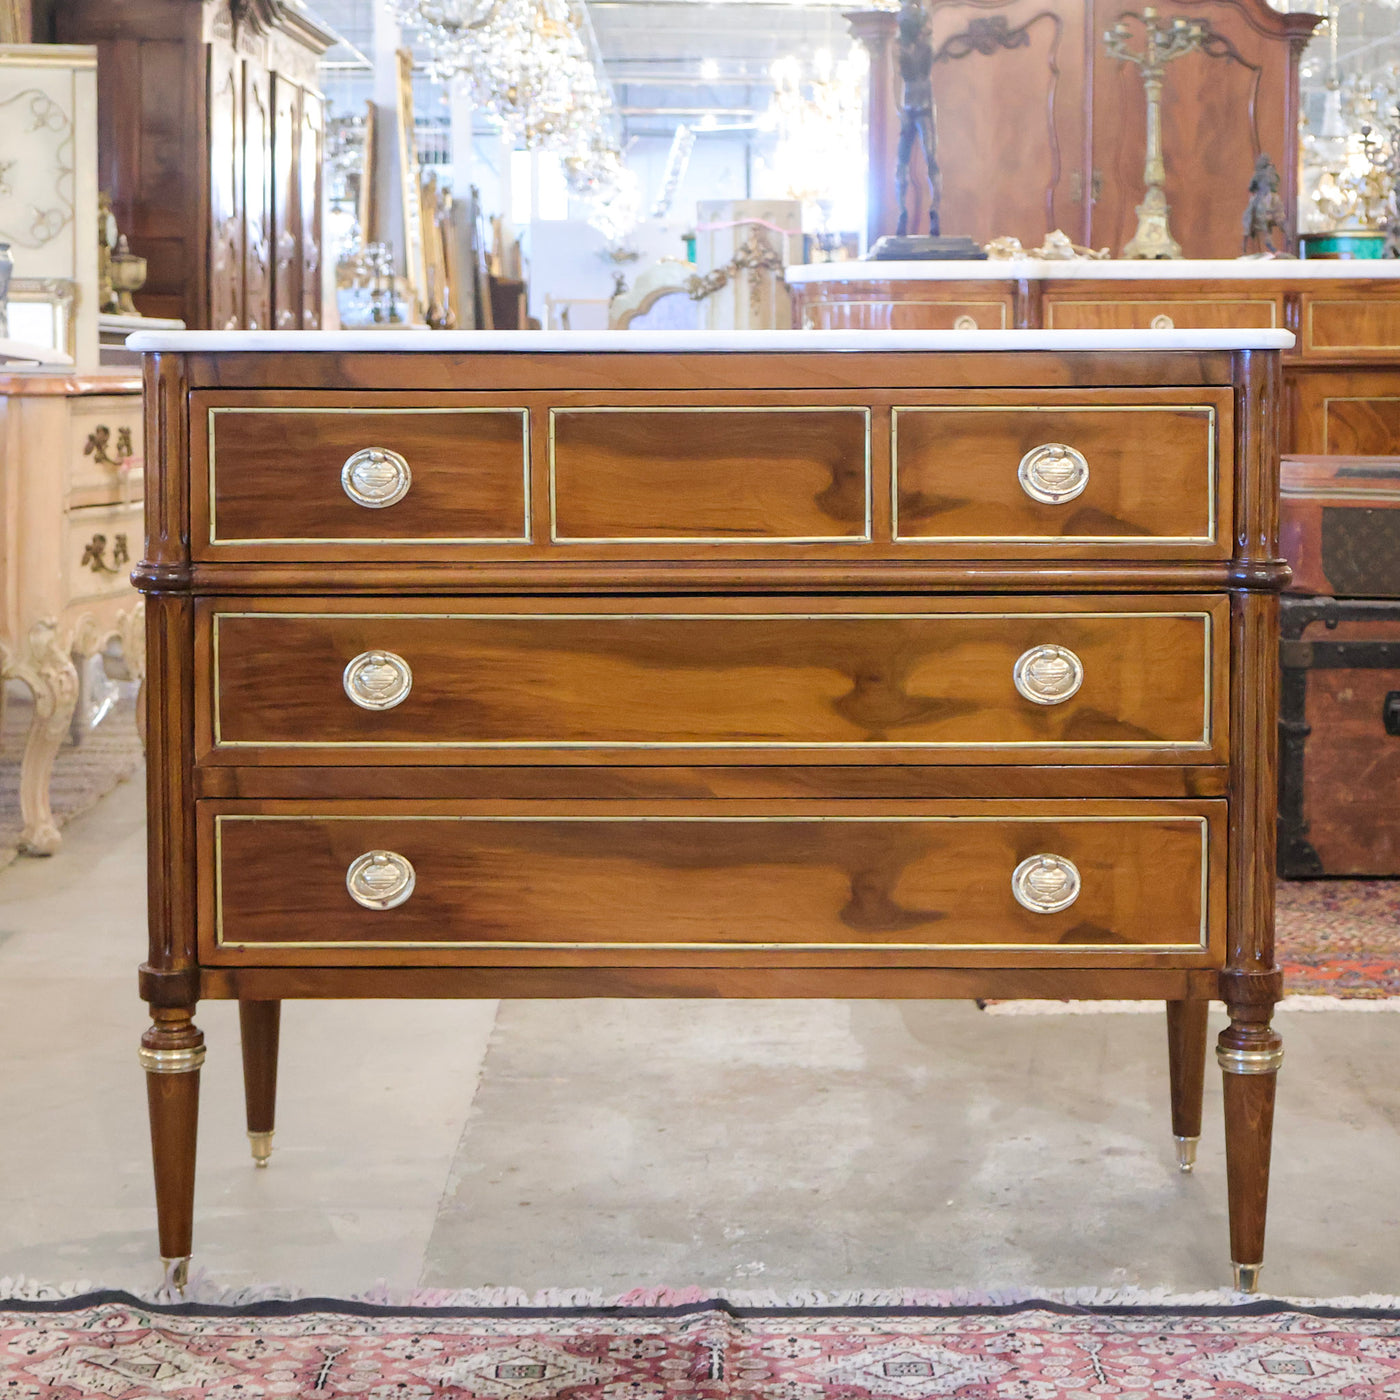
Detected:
[
  {"left": 1017, "top": 443, "right": 1089, "bottom": 505},
  {"left": 343, "top": 650, "right": 413, "bottom": 710},
  {"left": 346, "top": 850, "right": 416, "bottom": 910},
  {"left": 1011, "top": 854, "right": 1081, "bottom": 914},
  {"left": 341, "top": 447, "right": 411, "bottom": 508},
  {"left": 1151, "top": 313, "right": 1175, "bottom": 330},
  {"left": 1013, "top": 644, "right": 1084, "bottom": 706}
]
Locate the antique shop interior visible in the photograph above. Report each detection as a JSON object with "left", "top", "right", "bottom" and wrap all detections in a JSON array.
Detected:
[{"left": 3, "top": 0, "right": 1400, "bottom": 1321}]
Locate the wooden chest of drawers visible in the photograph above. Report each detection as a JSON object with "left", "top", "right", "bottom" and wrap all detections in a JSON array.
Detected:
[{"left": 135, "top": 328, "right": 1289, "bottom": 1293}]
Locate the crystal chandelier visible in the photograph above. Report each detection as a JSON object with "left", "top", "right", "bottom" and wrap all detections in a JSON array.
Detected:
[
  {"left": 391, "top": 0, "right": 633, "bottom": 232},
  {"left": 758, "top": 47, "right": 867, "bottom": 231}
]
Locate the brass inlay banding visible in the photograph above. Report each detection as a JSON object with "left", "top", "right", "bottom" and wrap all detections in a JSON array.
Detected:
[
  {"left": 210, "top": 608, "right": 1216, "bottom": 751},
  {"left": 1305, "top": 299, "right": 1398, "bottom": 354},
  {"left": 1216, "top": 1044, "right": 1284, "bottom": 1075},
  {"left": 1319, "top": 396, "right": 1400, "bottom": 456},
  {"left": 891, "top": 403, "right": 1219, "bottom": 544},
  {"left": 138, "top": 1044, "right": 206, "bottom": 1075},
  {"left": 1046, "top": 299, "right": 1279, "bottom": 331},
  {"left": 212, "top": 813, "right": 1213, "bottom": 954},
  {"left": 205, "top": 406, "right": 531, "bottom": 545}
]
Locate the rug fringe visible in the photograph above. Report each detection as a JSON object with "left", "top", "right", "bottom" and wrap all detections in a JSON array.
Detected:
[{"left": 6, "top": 1276, "right": 1400, "bottom": 1311}]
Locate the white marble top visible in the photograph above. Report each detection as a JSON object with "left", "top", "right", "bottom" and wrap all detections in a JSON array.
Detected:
[
  {"left": 786, "top": 257, "right": 1400, "bottom": 284},
  {"left": 126, "top": 327, "right": 1295, "bottom": 353}
]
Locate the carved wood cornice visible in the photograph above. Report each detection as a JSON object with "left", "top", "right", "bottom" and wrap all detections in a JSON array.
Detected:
[{"left": 227, "top": 0, "right": 336, "bottom": 54}]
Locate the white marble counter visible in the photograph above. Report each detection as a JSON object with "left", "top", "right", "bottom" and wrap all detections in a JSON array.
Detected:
[
  {"left": 127, "top": 327, "right": 1295, "bottom": 354},
  {"left": 786, "top": 258, "right": 1400, "bottom": 284}
]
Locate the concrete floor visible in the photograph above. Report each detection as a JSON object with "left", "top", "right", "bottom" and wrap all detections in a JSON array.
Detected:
[{"left": 1, "top": 772, "right": 1398, "bottom": 1300}]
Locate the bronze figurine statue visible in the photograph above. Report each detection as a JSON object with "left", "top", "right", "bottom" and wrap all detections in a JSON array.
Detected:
[
  {"left": 895, "top": 0, "right": 941, "bottom": 237},
  {"left": 1242, "top": 153, "right": 1286, "bottom": 256}
]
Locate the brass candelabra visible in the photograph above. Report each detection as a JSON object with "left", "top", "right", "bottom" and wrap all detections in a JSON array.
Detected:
[{"left": 1105, "top": 7, "right": 1215, "bottom": 259}]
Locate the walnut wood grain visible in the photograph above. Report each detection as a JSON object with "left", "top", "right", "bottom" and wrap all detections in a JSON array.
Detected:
[
  {"left": 892, "top": 394, "right": 1229, "bottom": 553},
  {"left": 201, "top": 798, "right": 1225, "bottom": 967},
  {"left": 191, "top": 763, "right": 1231, "bottom": 803},
  {"left": 198, "top": 398, "right": 529, "bottom": 548},
  {"left": 199, "top": 596, "right": 1228, "bottom": 766},
  {"left": 550, "top": 407, "right": 870, "bottom": 541},
  {"left": 202, "top": 965, "right": 1220, "bottom": 1002},
  {"left": 136, "top": 343, "right": 1286, "bottom": 1285}
]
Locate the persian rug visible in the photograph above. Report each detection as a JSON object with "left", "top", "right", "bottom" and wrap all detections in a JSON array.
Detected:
[
  {"left": 1275, "top": 878, "right": 1400, "bottom": 999},
  {"left": 984, "top": 878, "right": 1400, "bottom": 1013},
  {"left": 0, "top": 688, "right": 143, "bottom": 871},
  {"left": 3, "top": 1292, "right": 1400, "bottom": 1399}
]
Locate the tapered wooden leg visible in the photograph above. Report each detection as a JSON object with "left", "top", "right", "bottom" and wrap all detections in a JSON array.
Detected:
[
  {"left": 239, "top": 999, "right": 281, "bottom": 1167},
  {"left": 1166, "top": 999, "right": 1210, "bottom": 1172},
  {"left": 141, "top": 1008, "right": 205, "bottom": 1291},
  {"left": 1218, "top": 1009, "right": 1283, "bottom": 1294}
]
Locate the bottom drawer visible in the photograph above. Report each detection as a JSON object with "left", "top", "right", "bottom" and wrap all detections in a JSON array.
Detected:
[{"left": 202, "top": 800, "right": 1225, "bottom": 968}]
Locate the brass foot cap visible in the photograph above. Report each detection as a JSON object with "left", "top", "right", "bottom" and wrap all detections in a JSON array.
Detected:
[
  {"left": 1174, "top": 1135, "right": 1199, "bottom": 1173},
  {"left": 248, "top": 1130, "right": 274, "bottom": 1167},
  {"left": 1232, "top": 1262, "right": 1263, "bottom": 1294},
  {"left": 161, "top": 1256, "right": 190, "bottom": 1293}
]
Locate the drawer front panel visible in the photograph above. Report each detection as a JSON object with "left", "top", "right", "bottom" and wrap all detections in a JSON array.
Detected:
[
  {"left": 66, "top": 500, "right": 144, "bottom": 604},
  {"left": 68, "top": 396, "right": 144, "bottom": 508},
  {"left": 798, "top": 300, "right": 1012, "bottom": 332},
  {"left": 202, "top": 597, "right": 1227, "bottom": 764},
  {"left": 1044, "top": 299, "right": 1278, "bottom": 332},
  {"left": 893, "top": 401, "right": 1224, "bottom": 550},
  {"left": 549, "top": 407, "right": 871, "bottom": 542},
  {"left": 198, "top": 400, "right": 530, "bottom": 550},
  {"left": 203, "top": 801, "right": 1223, "bottom": 966},
  {"left": 1303, "top": 298, "right": 1400, "bottom": 356}
]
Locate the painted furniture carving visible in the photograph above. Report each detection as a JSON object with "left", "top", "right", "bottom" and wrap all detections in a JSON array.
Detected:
[
  {"left": 135, "top": 328, "right": 1286, "bottom": 1295},
  {"left": 0, "top": 370, "right": 144, "bottom": 852}
]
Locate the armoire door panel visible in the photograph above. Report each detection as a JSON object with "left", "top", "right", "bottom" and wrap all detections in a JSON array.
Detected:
[
  {"left": 206, "top": 41, "right": 243, "bottom": 332},
  {"left": 299, "top": 89, "right": 325, "bottom": 329},
  {"left": 926, "top": 0, "right": 1090, "bottom": 248},
  {"left": 242, "top": 55, "right": 273, "bottom": 332},
  {"left": 270, "top": 74, "right": 301, "bottom": 332},
  {"left": 1089, "top": 0, "right": 1317, "bottom": 258}
]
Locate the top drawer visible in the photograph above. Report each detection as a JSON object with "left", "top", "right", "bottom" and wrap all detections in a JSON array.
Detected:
[
  {"left": 195, "top": 394, "right": 530, "bottom": 554},
  {"left": 190, "top": 388, "right": 1231, "bottom": 562}
]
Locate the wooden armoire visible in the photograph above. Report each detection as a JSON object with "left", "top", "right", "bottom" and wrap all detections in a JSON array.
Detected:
[
  {"left": 55, "top": 0, "right": 334, "bottom": 329},
  {"left": 853, "top": 0, "right": 1321, "bottom": 257}
]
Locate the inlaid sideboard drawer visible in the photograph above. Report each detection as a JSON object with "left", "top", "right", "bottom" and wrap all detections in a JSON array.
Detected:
[
  {"left": 1301, "top": 296, "right": 1400, "bottom": 358},
  {"left": 68, "top": 397, "right": 144, "bottom": 508},
  {"left": 892, "top": 392, "right": 1231, "bottom": 555},
  {"left": 1043, "top": 299, "right": 1280, "bottom": 333},
  {"left": 192, "top": 394, "right": 530, "bottom": 556},
  {"left": 197, "top": 595, "right": 1229, "bottom": 765},
  {"left": 200, "top": 799, "right": 1225, "bottom": 968}
]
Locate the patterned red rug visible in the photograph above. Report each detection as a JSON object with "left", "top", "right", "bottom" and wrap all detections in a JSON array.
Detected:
[
  {"left": 1277, "top": 879, "right": 1400, "bottom": 999},
  {"left": 3, "top": 1294, "right": 1400, "bottom": 1398}
]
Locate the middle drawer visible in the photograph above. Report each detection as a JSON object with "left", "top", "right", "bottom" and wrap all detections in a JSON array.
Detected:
[{"left": 198, "top": 596, "right": 1228, "bottom": 766}]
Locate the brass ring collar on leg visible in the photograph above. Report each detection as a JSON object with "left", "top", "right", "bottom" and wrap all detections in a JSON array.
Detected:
[
  {"left": 139, "top": 1044, "right": 207, "bottom": 1075},
  {"left": 1215, "top": 1044, "right": 1284, "bottom": 1075}
]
